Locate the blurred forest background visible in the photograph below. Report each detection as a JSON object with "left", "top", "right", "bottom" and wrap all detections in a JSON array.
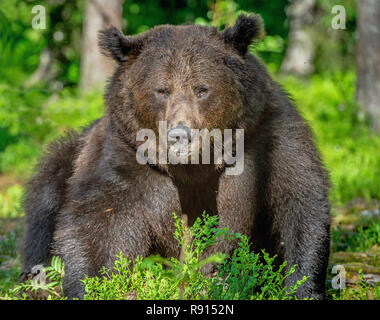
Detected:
[{"left": 0, "top": 0, "right": 379, "bottom": 300}]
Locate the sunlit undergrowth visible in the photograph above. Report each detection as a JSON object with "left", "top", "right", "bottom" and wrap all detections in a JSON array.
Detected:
[
  {"left": 1, "top": 213, "right": 307, "bottom": 300},
  {"left": 0, "top": 85, "right": 104, "bottom": 176},
  {"left": 332, "top": 221, "right": 380, "bottom": 252},
  {"left": 281, "top": 72, "right": 380, "bottom": 205},
  {"left": 0, "top": 184, "right": 23, "bottom": 219}
]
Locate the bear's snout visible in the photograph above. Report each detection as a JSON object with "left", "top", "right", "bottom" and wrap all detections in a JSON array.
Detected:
[{"left": 168, "top": 125, "right": 193, "bottom": 144}]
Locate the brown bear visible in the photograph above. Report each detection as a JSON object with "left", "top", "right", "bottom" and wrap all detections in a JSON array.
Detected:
[{"left": 20, "top": 14, "right": 331, "bottom": 299}]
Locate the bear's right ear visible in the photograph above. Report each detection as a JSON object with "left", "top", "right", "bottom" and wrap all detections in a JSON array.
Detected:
[
  {"left": 98, "top": 27, "right": 144, "bottom": 63},
  {"left": 221, "top": 14, "right": 264, "bottom": 56}
]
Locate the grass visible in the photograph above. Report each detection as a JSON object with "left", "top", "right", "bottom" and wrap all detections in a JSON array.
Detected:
[
  {"left": 0, "top": 225, "right": 22, "bottom": 296},
  {"left": 332, "top": 221, "right": 380, "bottom": 252}
]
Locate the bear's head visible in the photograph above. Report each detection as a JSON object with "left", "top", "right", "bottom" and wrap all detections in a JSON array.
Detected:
[{"left": 99, "top": 14, "right": 268, "bottom": 170}]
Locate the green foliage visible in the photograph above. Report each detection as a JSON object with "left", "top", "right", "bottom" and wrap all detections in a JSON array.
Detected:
[
  {"left": 315, "top": 0, "right": 357, "bottom": 73},
  {"left": 43, "top": 89, "right": 104, "bottom": 136},
  {"left": 0, "top": 184, "right": 23, "bottom": 218},
  {"left": 0, "top": 83, "right": 49, "bottom": 174},
  {"left": 332, "top": 222, "right": 380, "bottom": 252},
  {"left": 331, "top": 270, "right": 380, "bottom": 300},
  {"left": 122, "top": 0, "right": 288, "bottom": 38},
  {"left": 281, "top": 72, "right": 380, "bottom": 205},
  {"left": 209, "top": 236, "right": 308, "bottom": 300},
  {"left": 0, "top": 0, "right": 84, "bottom": 86},
  {"left": 83, "top": 213, "right": 235, "bottom": 300},
  {"left": 0, "top": 87, "right": 103, "bottom": 175},
  {"left": 2, "top": 213, "right": 306, "bottom": 300},
  {"left": 4, "top": 256, "right": 65, "bottom": 300},
  {"left": 82, "top": 213, "right": 305, "bottom": 300},
  {"left": 0, "top": 1, "right": 47, "bottom": 83}
]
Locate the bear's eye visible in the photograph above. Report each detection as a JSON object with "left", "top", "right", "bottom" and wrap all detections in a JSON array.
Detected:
[
  {"left": 155, "top": 88, "right": 170, "bottom": 99},
  {"left": 194, "top": 86, "right": 209, "bottom": 99}
]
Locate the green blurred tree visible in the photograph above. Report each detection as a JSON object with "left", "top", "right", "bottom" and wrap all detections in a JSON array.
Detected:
[{"left": 26, "top": 0, "right": 85, "bottom": 89}]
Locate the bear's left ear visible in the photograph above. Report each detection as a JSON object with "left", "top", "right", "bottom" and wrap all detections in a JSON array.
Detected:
[
  {"left": 221, "top": 14, "right": 264, "bottom": 56},
  {"left": 98, "top": 27, "right": 144, "bottom": 63}
]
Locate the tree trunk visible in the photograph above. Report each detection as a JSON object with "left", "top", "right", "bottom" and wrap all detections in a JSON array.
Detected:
[
  {"left": 280, "top": 0, "right": 316, "bottom": 76},
  {"left": 80, "top": 0, "right": 123, "bottom": 91},
  {"left": 356, "top": 0, "right": 380, "bottom": 134}
]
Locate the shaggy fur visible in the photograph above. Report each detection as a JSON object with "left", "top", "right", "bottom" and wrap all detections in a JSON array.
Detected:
[{"left": 21, "top": 14, "right": 331, "bottom": 299}]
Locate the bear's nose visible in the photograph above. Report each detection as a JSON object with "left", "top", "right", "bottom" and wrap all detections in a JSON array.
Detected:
[{"left": 168, "top": 125, "right": 193, "bottom": 143}]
